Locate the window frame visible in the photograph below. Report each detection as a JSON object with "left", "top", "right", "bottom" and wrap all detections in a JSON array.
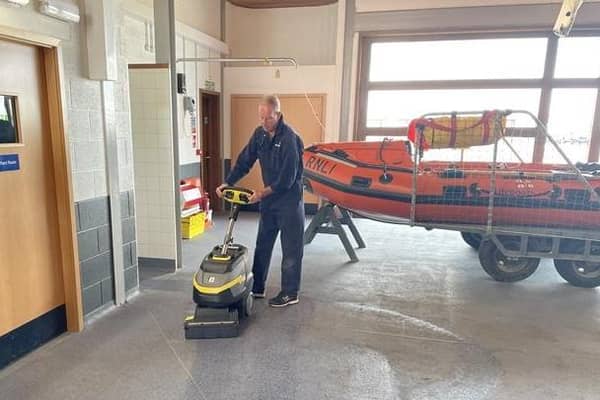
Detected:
[
  {"left": 0, "top": 93, "right": 22, "bottom": 147},
  {"left": 355, "top": 31, "right": 600, "bottom": 163}
]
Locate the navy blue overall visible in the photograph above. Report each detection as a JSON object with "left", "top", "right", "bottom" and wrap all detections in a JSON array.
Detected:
[{"left": 226, "top": 115, "right": 305, "bottom": 296}]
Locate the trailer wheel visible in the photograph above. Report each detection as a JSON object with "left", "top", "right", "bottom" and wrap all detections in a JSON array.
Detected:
[
  {"left": 478, "top": 238, "right": 540, "bottom": 282},
  {"left": 554, "top": 241, "right": 600, "bottom": 288},
  {"left": 461, "top": 232, "right": 482, "bottom": 250}
]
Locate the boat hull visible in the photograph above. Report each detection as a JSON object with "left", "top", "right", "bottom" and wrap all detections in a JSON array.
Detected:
[{"left": 303, "top": 141, "right": 600, "bottom": 230}]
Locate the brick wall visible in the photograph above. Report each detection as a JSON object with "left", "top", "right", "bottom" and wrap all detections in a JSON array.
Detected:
[
  {"left": 61, "top": 3, "right": 139, "bottom": 317},
  {"left": 76, "top": 191, "right": 138, "bottom": 317}
]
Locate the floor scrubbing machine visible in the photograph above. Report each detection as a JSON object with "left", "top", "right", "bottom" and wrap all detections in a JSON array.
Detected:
[{"left": 184, "top": 187, "right": 255, "bottom": 339}]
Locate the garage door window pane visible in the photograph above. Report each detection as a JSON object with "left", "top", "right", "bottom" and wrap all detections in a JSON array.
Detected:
[
  {"left": 369, "top": 38, "right": 547, "bottom": 82},
  {"left": 554, "top": 37, "right": 600, "bottom": 78},
  {"left": 366, "top": 89, "right": 541, "bottom": 128},
  {"left": 544, "top": 89, "right": 598, "bottom": 163},
  {"left": 365, "top": 135, "right": 405, "bottom": 142},
  {"left": 422, "top": 137, "right": 534, "bottom": 163}
]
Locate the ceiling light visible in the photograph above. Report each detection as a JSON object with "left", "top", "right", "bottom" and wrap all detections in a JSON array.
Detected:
[
  {"left": 39, "top": 0, "right": 80, "bottom": 23},
  {"left": 1, "top": 0, "right": 31, "bottom": 7}
]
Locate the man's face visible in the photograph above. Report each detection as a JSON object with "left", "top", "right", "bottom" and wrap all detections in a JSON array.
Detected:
[{"left": 258, "top": 103, "right": 278, "bottom": 133}]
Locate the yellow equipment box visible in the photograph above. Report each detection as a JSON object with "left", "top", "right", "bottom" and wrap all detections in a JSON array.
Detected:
[{"left": 182, "top": 212, "right": 206, "bottom": 239}]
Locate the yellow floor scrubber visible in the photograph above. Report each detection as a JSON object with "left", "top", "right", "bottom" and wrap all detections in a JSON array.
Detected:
[{"left": 184, "top": 187, "right": 255, "bottom": 339}]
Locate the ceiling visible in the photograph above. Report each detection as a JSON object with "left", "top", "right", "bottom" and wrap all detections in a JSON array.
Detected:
[{"left": 228, "top": 0, "right": 338, "bottom": 8}]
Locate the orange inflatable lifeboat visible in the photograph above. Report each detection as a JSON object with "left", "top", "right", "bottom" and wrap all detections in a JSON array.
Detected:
[{"left": 302, "top": 139, "right": 600, "bottom": 229}]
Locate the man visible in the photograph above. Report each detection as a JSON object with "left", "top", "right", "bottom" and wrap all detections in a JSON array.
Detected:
[{"left": 217, "top": 95, "right": 305, "bottom": 308}]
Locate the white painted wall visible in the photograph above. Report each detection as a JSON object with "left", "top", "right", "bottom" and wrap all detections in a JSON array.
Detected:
[
  {"left": 333, "top": 0, "right": 346, "bottom": 140},
  {"left": 121, "top": 0, "right": 226, "bottom": 171},
  {"left": 356, "top": 0, "right": 600, "bottom": 13},
  {"left": 175, "top": 0, "right": 221, "bottom": 40},
  {"left": 225, "top": 2, "right": 337, "bottom": 66},
  {"left": 130, "top": 0, "right": 222, "bottom": 39},
  {"left": 129, "top": 68, "right": 177, "bottom": 261},
  {"left": 223, "top": 1, "right": 348, "bottom": 157},
  {"left": 176, "top": 40, "right": 222, "bottom": 167},
  {"left": 346, "top": 32, "right": 360, "bottom": 142},
  {"left": 223, "top": 65, "right": 338, "bottom": 159}
]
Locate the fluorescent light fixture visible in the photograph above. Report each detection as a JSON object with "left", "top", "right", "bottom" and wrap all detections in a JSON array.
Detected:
[
  {"left": 39, "top": 0, "right": 80, "bottom": 23},
  {"left": 1, "top": 0, "right": 30, "bottom": 7}
]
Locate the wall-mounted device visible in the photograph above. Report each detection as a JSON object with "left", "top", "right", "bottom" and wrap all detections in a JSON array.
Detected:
[
  {"left": 183, "top": 96, "right": 196, "bottom": 114},
  {"left": 553, "top": 0, "right": 584, "bottom": 37},
  {"left": 177, "top": 73, "right": 187, "bottom": 94},
  {"left": 183, "top": 95, "right": 198, "bottom": 148},
  {"left": 1, "top": 0, "right": 30, "bottom": 7},
  {"left": 39, "top": 0, "right": 80, "bottom": 23}
]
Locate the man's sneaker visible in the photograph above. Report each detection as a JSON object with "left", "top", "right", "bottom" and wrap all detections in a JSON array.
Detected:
[
  {"left": 268, "top": 292, "right": 299, "bottom": 308},
  {"left": 252, "top": 291, "right": 266, "bottom": 299}
]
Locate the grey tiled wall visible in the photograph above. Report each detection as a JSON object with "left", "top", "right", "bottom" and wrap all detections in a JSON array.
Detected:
[
  {"left": 120, "top": 191, "right": 138, "bottom": 295},
  {"left": 75, "top": 190, "right": 138, "bottom": 317}
]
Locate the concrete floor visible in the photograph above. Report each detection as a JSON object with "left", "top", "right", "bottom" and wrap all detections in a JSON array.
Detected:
[{"left": 1, "top": 212, "right": 600, "bottom": 399}]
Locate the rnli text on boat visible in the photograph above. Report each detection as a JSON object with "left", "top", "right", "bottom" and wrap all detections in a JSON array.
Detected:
[{"left": 306, "top": 155, "right": 337, "bottom": 175}]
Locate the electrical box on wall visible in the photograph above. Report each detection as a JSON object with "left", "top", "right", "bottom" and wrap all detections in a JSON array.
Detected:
[
  {"left": 83, "top": 0, "right": 117, "bottom": 81},
  {"left": 177, "top": 73, "right": 187, "bottom": 94}
]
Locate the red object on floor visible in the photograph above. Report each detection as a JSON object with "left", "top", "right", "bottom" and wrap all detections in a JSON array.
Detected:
[
  {"left": 180, "top": 177, "right": 212, "bottom": 228},
  {"left": 181, "top": 178, "right": 203, "bottom": 210}
]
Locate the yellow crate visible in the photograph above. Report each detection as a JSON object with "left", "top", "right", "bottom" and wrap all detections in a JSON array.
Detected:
[{"left": 182, "top": 212, "right": 205, "bottom": 239}]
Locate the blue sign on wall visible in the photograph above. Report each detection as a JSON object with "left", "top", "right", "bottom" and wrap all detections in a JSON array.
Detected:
[{"left": 0, "top": 154, "right": 20, "bottom": 172}]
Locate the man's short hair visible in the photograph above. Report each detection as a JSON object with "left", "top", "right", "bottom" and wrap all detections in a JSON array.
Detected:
[{"left": 261, "top": 94, "right": 281, "bottom": 113}]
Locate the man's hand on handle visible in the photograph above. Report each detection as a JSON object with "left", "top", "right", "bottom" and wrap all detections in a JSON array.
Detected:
[
  {"left": 249, "top": 187, "right": 272, "bottom": 204},
  {"left": 216, "top": 183, "right": 227, "bottom": 199},
  {"left": 216, "top": 184, "right": 271, "bottom": 203}
]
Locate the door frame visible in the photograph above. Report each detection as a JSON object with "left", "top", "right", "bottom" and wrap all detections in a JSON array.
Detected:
[
  {"left": 0, "top": 28, "right": 84, "bottom": 332},
  {"left": 199, "top": 89, "right": 222, "bottom": 211}
]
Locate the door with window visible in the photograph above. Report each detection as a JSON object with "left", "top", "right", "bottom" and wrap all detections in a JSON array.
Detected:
[{"left": 0, "top": 40, "right": 65, "bottom": 337}]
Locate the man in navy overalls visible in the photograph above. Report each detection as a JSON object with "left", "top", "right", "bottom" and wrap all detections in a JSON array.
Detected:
[{"left": 217, "top": 95, "right": 305, "bottom": 307}]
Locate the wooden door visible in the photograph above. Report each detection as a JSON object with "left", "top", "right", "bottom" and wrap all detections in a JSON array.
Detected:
[
  {"left": 230, "top": 94, "right": 325, "bottom": 205},
  {"left": 200, "top": 91, "right": 222, "bottom": 211},
  {"left": 0, "top": 39, "right": 65, "bottom": 336}
]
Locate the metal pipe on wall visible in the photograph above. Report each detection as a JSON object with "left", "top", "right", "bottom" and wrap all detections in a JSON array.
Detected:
[
  {"left": 175, "top": 57, "right": 298, "bottom": 67},
  {"left": 167, "top": 0, "right": 183, "bottom": 269}
]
